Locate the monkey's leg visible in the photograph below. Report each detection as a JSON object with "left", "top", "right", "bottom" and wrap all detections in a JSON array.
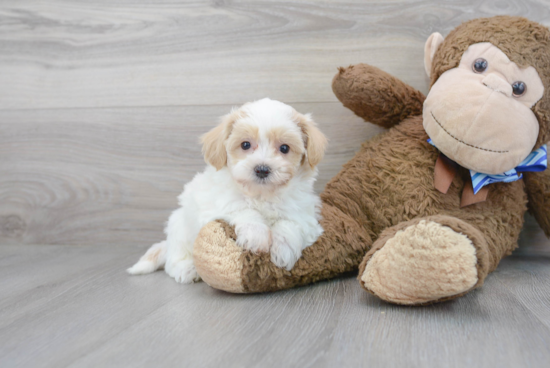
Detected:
[
  {"left": 193, "top": 203, "right": 374, "bottom": 293},
  {"left": 357, "top": 215, "right": 504, "bottom": 305}
]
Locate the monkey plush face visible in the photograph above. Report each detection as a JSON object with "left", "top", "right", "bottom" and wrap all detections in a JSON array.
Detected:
[{"left": 423, "top": 41, "right": 545, "bottom": 175}]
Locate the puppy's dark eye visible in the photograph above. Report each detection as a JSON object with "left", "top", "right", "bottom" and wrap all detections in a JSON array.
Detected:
[
  {"left": 512, "top": 81, "right": 526, "bottom": 96},
  {"left": 473, "top": 58, "right": 488, "bottom": 73},
  {"left": 241, "top": 141, "right": 251, "bottom": 150},
  {"left": 280, "top": 144, "right": 290, "bottom": 154}
]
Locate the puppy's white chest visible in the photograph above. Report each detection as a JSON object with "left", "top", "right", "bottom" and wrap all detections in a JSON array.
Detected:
[{"left": 247, "top": 198, "right": 282, "bottom": 226}]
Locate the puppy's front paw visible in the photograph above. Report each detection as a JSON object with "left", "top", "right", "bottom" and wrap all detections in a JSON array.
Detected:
[
  {"left": 235, "top": 223, "right": 271, "bottom": 253},
  {"left": 165, "top": 259, "right": 201, "bottom": 284},
  {"left": 270, "top": 232, "right": 301, "bottom": 271}
]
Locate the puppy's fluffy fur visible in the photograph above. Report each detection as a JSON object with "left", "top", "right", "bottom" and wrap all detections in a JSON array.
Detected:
[{"left": 127, "top": 98, "right": 327, "bottom": 283}]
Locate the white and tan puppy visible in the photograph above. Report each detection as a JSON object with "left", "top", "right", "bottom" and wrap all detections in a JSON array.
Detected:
[{"left": 127, "top": 98, "right": 327, "bottom": 283}]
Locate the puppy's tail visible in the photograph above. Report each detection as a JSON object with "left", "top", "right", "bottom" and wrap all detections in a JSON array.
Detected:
[{"left": 127, "top": 241, "right": 167, "bottom": 275}]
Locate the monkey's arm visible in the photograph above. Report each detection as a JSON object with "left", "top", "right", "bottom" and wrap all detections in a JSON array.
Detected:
[
  {"left": 332, "top": 64, "right": 425, "bottom": 129},
  {"left": 524, "top": 170, "right": 550, "bottom": 237}
]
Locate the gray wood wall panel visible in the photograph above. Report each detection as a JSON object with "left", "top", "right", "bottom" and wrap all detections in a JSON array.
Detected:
[
  {"left": 2, "top": 0, "right": 550, "bottom": 247},
  {"left": 1, "top": 0, "right": 549, "bottom": 110},
  {"left": 0, "top": 103, "right": 382, "bottom": 246}
]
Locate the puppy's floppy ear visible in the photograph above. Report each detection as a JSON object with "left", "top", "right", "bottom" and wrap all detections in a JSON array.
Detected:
[
  {"left": 295, "top": 112, "right": 327, "bottom": 168},
  {"left": 200, "top": 110, "right": 238, "bottom": 170}
]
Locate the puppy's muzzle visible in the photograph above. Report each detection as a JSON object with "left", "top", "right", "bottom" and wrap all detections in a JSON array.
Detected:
[{"left": 254, "top": 165, "right": 271, "bottom": 179}]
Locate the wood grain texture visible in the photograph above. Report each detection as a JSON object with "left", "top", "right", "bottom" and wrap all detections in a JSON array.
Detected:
[
  {"left": 0, "top": 103, "right": 382, "bottom": 246},
  {"left": 1, "top": 1, "right": 550, "bottom": 366},
  {"left": 0, "top": 244, "right": 549, "bottom": 368},
  {"left": 2, "top": 0, "right": 550, "bottom": 247},
  {"left": 1, "top": 0, "right": 550, "bottom": 109}
]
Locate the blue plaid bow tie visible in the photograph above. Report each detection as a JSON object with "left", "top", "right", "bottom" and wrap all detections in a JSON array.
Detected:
[{"left": 428, "top": 139, "right": 547, "bottom": 194}]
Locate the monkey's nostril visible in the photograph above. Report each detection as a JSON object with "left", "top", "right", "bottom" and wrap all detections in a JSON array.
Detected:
[{"left": 254, "top": 165, "right": 271, "bottom": 179}]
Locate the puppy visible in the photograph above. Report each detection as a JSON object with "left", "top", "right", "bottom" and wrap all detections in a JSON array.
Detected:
[{"left": 127, "top": 98, "right": 327, "bottom": 283}]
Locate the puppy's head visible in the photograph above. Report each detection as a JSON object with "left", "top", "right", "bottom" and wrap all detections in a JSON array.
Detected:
[{"left": 201, "top": 98, "right": 327, "bottom": 192}]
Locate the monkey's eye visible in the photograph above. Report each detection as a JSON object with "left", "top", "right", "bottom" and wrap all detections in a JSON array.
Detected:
[
  {"left": 280, "top": 144, "right": 290, "bottom": 154},
  {"left": 473, "top": 58, "right": 488, "bottom": 73},
  {"left": 512, "top": 81, "right": 526, "bottom": 97},
  {"left": 241, "top": 141, "right": 251, "bottom": 150}
]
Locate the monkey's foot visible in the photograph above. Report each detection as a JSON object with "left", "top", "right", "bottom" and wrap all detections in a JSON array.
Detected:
[
  {"left": 359, "top": 217, "right": 484, "bottom": 305},
  {"left": 193, "top": 221, "right": 246, "bottom": 293}
]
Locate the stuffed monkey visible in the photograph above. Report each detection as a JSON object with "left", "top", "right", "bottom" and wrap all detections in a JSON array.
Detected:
[{"left": 193, "top": 16, "right": 550, "bottom": 305}]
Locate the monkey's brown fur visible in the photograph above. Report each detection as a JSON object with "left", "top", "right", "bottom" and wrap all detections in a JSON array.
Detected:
[{"left": 193, "top": 16, "right": 550, "bottom": 304}]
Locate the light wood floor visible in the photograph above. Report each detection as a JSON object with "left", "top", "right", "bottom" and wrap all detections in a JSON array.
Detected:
[{"left": 1, "top": 1, "right": 550, "bottom": 367}]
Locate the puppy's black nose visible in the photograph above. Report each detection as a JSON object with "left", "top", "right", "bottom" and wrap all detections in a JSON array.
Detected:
[{"left": 254, "top": 165, "right": 271, "bottom": 179}]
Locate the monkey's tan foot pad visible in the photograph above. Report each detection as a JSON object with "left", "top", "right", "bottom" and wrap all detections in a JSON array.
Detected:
[
  {"left": 194, "top": 221, "right": 247, "bottom": 293},
  {"left": 358, "top": 220, "right": 479, "bottom": 305},
  {"left": 193, "top": 220, "right": 300, "bottom": 293}
]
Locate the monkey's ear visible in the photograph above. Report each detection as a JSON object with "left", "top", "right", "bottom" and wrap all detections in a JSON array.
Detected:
[{"left": 424, "top": 32, "right": 444, "bottom": 77}]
